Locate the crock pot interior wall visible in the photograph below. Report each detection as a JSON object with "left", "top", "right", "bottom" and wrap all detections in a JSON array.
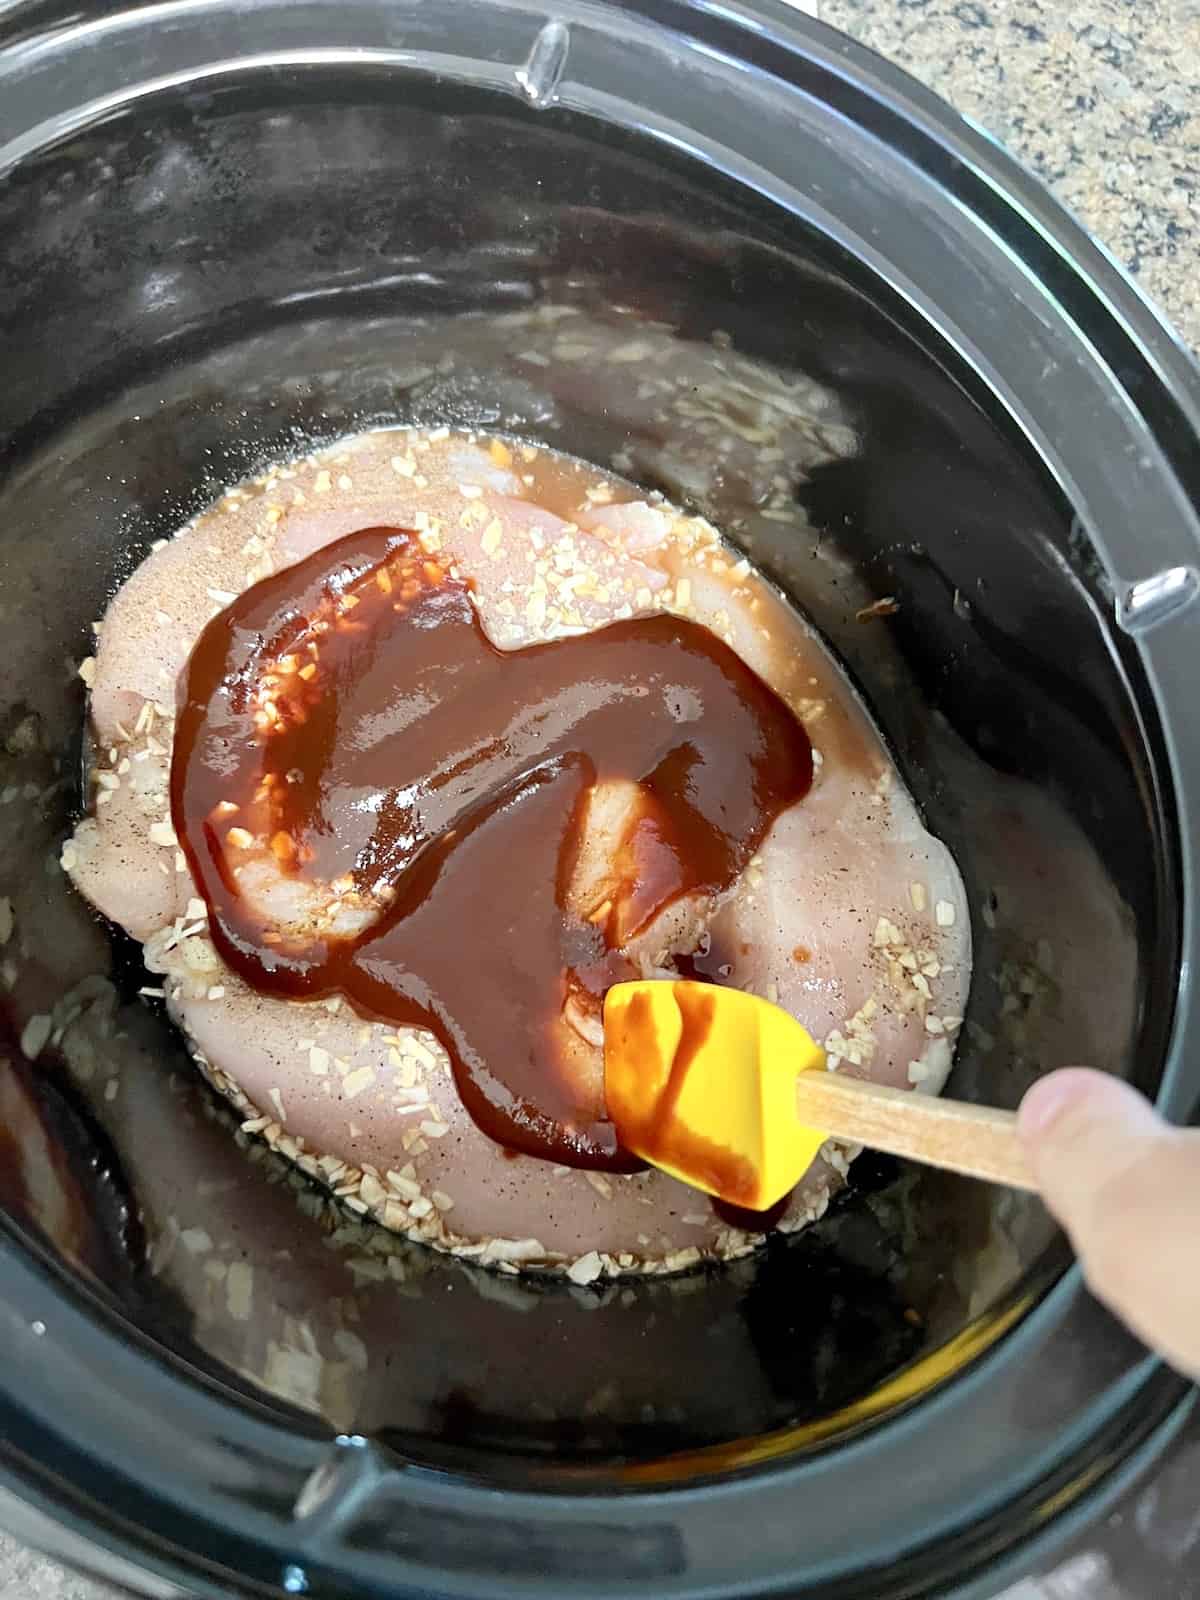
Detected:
[{"left": 0, "top": 74, "right": 1174, "bottom": 1476}]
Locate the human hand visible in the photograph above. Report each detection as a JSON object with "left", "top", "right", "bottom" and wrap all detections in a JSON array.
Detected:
[{"left": 1018, "top": 1068, "right": 1200, "bottom": 1380}]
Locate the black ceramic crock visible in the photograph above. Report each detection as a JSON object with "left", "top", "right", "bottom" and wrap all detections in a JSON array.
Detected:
[{"left": 0, "top": 2, "right": 1197, "bottom": 1596}]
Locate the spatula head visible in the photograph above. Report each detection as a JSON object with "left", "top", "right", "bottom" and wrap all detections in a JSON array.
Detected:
[{"left": 603, "top": 979, "right": 828, "bottom": 1212}]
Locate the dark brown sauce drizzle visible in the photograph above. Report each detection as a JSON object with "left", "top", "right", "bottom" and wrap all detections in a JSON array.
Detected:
[
  {"left": 672, "top": 930, "right": 736, "bottom": 984},
  {"left": 172, "top": 527, "right": 812, "bottom": 1172}
]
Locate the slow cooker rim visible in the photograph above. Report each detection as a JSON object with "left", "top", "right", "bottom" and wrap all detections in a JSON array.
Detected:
[
  {"left": 0, "top": 1222, "right": 1194, "bottom": 1598},
  {"left": 2, "top": 2, "right": 1198, "bottom": 1597},
  {"left": 4, "top": 0, "right": 1197, "bottom": 428}
]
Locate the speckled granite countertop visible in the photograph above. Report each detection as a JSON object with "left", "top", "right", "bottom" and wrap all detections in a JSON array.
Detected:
[
  {"left": 3, "top": 2, "right": 1198, "bottom": 1596},
  {"left": 821, "top": 0, "right": 1200, "bottom": 354}
]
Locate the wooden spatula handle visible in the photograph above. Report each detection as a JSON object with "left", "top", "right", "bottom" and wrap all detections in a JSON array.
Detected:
[{"left": 795, "top": 1071, "right": 1037, "bottom": 1193}]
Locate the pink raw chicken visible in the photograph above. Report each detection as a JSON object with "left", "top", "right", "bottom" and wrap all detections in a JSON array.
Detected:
[{"left": 66, "top": 426, "right": 970, "bottom": 1278}]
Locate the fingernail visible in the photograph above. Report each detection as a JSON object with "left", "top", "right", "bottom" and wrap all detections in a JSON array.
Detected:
[{"left": 1018, "top": 1074, "right": 1087, "bottom": 1140}]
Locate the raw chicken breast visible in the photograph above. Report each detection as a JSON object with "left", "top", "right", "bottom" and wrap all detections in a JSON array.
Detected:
[{"left": 66, "top": 424, "right": 970, "bottom": 1278}]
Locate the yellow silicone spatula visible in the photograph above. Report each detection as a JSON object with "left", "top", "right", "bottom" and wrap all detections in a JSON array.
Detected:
[{"left": 603, "top": 979, "right": 1036, "bottom": 1210}]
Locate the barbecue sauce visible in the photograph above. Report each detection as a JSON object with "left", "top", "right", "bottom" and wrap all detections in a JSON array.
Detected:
[{"left": 172, "top": 527, "right": 812, "bottom": 1172}]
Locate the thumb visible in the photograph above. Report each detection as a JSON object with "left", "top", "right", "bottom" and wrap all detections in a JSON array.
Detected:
[{"left": 1018, "top": 1068, "right": 1200, "bottom": 1380}]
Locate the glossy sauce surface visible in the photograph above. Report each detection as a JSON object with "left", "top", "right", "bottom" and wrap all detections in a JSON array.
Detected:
[{"left": 172, "top": 528, "right": 813, "bottom": 1170}]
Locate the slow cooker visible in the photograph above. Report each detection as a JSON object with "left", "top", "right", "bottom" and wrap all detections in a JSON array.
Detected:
[{"left": 0, "top": 1, "right": 1197, "bottom": 1596}]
